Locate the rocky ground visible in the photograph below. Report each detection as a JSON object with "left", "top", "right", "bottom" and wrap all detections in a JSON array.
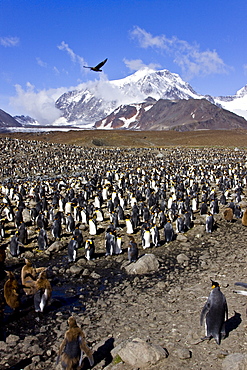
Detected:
[
  {"left": 0, "top": 135, "right": 247, "bottom": 370},
  {"left": 1, "top": 203, "right": 247, "bottom": 370}
]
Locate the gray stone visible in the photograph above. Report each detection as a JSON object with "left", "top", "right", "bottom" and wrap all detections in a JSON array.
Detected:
[
  {"left": 69, "top": 265, "right": 84, "bottom": 275},
  {"left": 176, "top": 234, "right": 188, "bottom": 242},
  {"left": 90, "top": 272, "right": 101, "bottom": 279},
  {"left": 6, "top": 334, "right": 20, "bottom": 345},
  {"left": 222, "top": 353, "right": 247, "bottom": 370},
  {"left": 174, "top": 347, "right": 192, "bottom": 360},
  {"left": 125, "top": 254, "right": 159, "bottom": 275},
  {"left": 176, "top": 253, "right": 189, "bottom": 264},
  {"left": 45, "top": 241, "right": 64, "bottom": 254},
  {"left": 117, "top": 338, "right": 168, "bottom": 367}
]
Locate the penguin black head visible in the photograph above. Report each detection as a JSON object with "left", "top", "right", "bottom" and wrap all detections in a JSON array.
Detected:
[{"left": 211, "top": 280, "right": 220, "bottom": 289}]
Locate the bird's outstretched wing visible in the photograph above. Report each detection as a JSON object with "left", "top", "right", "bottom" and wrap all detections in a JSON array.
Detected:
[
  {"left": 83, "top": 58, "right": 108, "bottom": 71},
  {"left": 94, "top": 58, "right": 108, "bottom": 70}
]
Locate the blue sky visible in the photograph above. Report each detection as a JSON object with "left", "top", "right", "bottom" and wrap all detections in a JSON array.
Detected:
[{"left": 1, "top": 0, "right": 247, "bottom": 122}]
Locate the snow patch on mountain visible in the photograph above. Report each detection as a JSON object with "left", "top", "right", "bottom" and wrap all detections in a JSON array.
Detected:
[{"left": 215, "top": 85, "right": 247, "bottom": 120}]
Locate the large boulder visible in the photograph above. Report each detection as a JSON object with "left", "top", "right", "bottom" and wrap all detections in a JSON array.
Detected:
[
  {"left": 222, "top": 353, "right": 247, "bottom": 370},
  {"left": 124, "top": 254, "right": 159, "bottom": 275},
  {"left": 113, "top": 337, "right": 168, "bottom": 368}
]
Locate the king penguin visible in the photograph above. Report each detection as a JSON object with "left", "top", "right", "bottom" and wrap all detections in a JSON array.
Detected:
[
  {"left": 52, "top": 217, "right": 62, "bottom": 239},
  {"left": 164, "top": 220, "right": 174, "bottom": 242},
  {"left": 150, "top": 224, "right": 160, "bottom": 247},
  {"left": 128, "top": 236, "right": 138, "bottom": 262},
  {"left": 89, "top": 218, "right": 97, "bottom": 235},
  {"left": 205, "top": 212, "right": 214, "bottom": 233},
  {"left": 85, "top": 239, "right": 95, "bottom": 261},
  {"left": 9, "top": 232, "right": 21, "bottom": 257},
  {"left": 125, "top": 216, "right": 134, "bottom": 234},
  {"left": 67, "top": 237, "right": 78, "bottom": 262},
  {"left": 34, "top": 269, "right": 52, "bottom": 313},
  {"left": 37, "top": 228, "right": 48, "bottom": 250},
  {"left": 142, "top": 227, "right": 151, "bottom": 249},
  {"left": 200, "top": 280, "right": 228, "bottom": 344}
]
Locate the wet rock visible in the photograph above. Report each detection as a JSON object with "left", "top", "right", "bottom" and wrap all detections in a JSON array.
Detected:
[
  {"left": 90, "top": 272, "right": 101, "bottom": 279},
  {"left": 116, "top": 337, "right": 168, "bottom": 367},
  {"left": 125, "top": 254, "right": 159, "bottom": 275},
  {"left": 222, "top": 353, "right": 247, "bottom": 369}
]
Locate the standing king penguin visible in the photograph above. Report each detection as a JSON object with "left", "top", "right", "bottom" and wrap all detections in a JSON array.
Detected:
[
  {"left": 34, "top": 270, "right": 52, "bottom": 313},
  {"left": 200, "top": 280, "right": 228, "bottom": 344}
]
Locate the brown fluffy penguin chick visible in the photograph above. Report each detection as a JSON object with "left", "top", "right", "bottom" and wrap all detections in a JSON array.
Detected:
[
  {"left": 21, "top": 258, "right": 46, "bottom": 295},
  {"left": 223, "top": 207, "right": 233, "bottom": 222},
  {"left": 57, "top": 316, "right": 94, "bottom": 370},
  {"left": 34, "top": 270, "right": 52, "bottom": 313},
  {"left": 4, "top": 271, "right": 20, "bottom": 310},
  {"left": 242, "top": 209, "right": 247, "bottom": 226}
]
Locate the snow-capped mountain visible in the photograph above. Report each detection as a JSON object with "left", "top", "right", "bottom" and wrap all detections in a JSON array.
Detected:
[
  {"left": 54, "top": 68, "right": 208, "bottom": 127},
  {"left": 2, "top": 68, "right": 247, "bottom": 131},
  {"left": 14, "top": 115, "right": 40, "bottom": 126},
  {"left": 215, "top": 85, "right": 247, "bottom": 120},
  {"left": 54, "top": 68, "right": 247, "bottom": 128}
]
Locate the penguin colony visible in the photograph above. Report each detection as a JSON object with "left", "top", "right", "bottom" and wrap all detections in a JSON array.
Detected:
[{"left": 0, "top": 136, "right": 247, "bottom": 360}]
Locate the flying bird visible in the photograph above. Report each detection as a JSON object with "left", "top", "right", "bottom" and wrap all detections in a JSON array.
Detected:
[{"left": 83, "top": 58, "right": 108, "bottom": 72}]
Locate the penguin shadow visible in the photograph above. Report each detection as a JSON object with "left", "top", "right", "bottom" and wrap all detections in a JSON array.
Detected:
[
  {"left": 97, "top": 226, "right": 106, "bottom": 235},
  {"left": 225, "top": 311, "right": 242, "bottom": 337},
  {"left": 8, "top": 358, "right": 32, "bottom": 370},
  {"left": 89, "top": 337, "right": 115, "bottom": 368}
]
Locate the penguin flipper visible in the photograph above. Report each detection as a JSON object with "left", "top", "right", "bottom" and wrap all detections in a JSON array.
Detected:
[
  {"left": 224, "top": 299, "right": 228, "bottom": 321},
  {"left": 235, "top": 282, "right": 247, "bottom": 288},
  {"left": 200, "top": 303, "right": 210, "bottom": 326},
  {"left": 234, "top": 290, "right": 247, "bottom": 296},
  {"left": 79, "top": 336, "right": 94, "bottom": 367}
]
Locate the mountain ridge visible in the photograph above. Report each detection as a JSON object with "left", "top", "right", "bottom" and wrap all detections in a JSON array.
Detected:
[
  {"left": 95, "top": 98, "right": 247, "bottom": 131},
  {"left": 1, "top": 67, "right": 247, "bottom": 130}
]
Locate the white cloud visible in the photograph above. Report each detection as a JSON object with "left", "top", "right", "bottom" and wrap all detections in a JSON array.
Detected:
[
  {"left": 123, "top": 58, "right": 161, "bottom": 71},
  {"left": 9, "top": 83, "right": 67, "bottom": 125},
  {"left": 36, "top": 57, "right": 47, "bottom": 68},
  {"left": 57, "top": 41, "right": 85, "bottom": 72},
  {"left": 0, "top": 36, "right": 20, "bottom": 47},
  {"left": 130, "top": 26, "right": 230, "bottom": 79}
]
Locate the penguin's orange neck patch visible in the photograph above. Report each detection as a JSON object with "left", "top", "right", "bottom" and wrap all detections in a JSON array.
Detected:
[{"left": 212, "top": 284, "right": 220, "bottom": 289}]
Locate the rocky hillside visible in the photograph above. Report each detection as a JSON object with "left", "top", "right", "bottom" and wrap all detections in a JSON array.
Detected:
[
  {"left": 0, "top": 109, "right": 22, "bottom": 129},
  {"left": 95, "top": 98, "right": 247, "bottom": 131}
]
